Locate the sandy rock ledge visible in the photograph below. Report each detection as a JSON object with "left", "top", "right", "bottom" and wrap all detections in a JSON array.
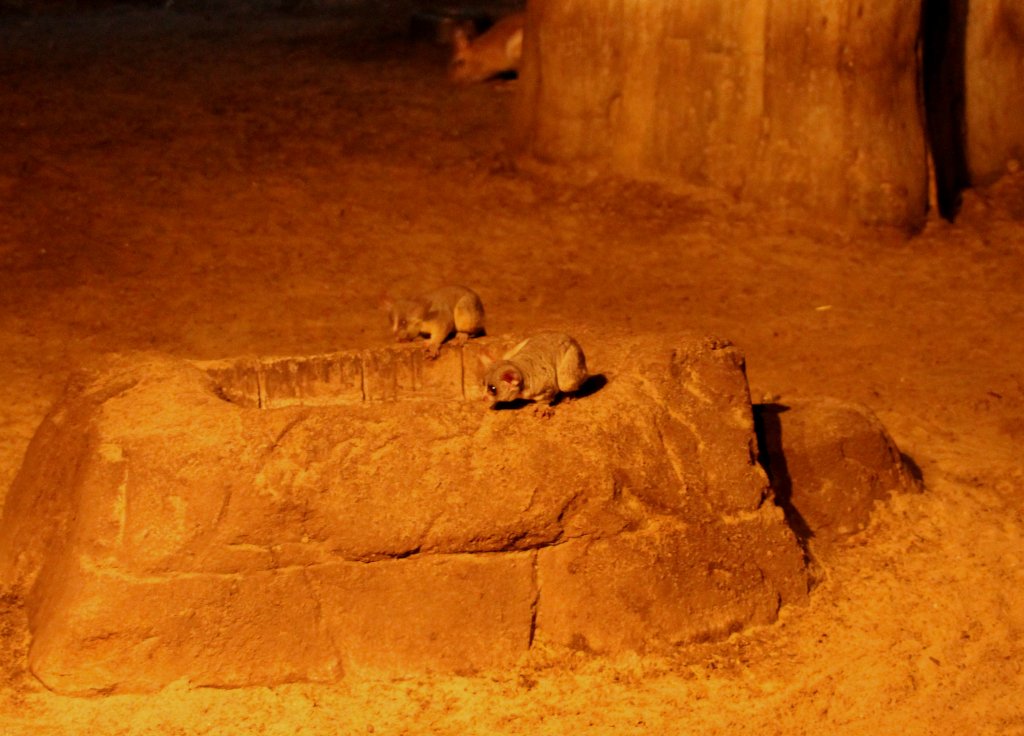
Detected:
[{"left": 1, "top": 333, "right": 815, "bottom": 693}]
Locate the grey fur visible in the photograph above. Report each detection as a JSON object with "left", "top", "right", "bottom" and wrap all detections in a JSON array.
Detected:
[
  {"left": 448, "top": 12, "right": 525, "bottom": 84},
  {"left": 388, "top": 285, "right": 485, "bottom": 358},
  {"left": 484, "top": 332, "right": 588, "bottom": 405}
]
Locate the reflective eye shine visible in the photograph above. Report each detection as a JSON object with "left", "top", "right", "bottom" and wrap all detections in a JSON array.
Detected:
[{"left": 486, "top": 384, "right": 496, "bottom": 395}]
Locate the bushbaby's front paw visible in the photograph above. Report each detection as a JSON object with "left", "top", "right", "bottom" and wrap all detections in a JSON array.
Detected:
[
  {"left": 531, "top": 403, "right": 555, "bottom": 419},
  {"left": 423, "top": 343, "right": 441, "bottom": 360}
]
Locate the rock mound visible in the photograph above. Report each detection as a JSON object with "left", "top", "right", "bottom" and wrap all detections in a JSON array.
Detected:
[{"left": 0, "top": 334, "right": 813, "bottom": 693}]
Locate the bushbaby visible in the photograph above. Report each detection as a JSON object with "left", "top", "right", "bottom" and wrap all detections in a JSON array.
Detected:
[
  {"left": 483, "top": 332, "right": 588, "bottom": 405},
  {"left": 385, "top": 285, "right": 485, "bottom": 359},
  {"left": 448, "top": 12, "right": 524, "bottom": 84}
]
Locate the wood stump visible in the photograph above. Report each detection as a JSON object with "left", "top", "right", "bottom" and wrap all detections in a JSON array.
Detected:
[
  {"left": 514, "top": 0, "right": 930, "bottom": 230},
  {"left": 966, "top": 0, "right": 1024, "bottom": 184}
]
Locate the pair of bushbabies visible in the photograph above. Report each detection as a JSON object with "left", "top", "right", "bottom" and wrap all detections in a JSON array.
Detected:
[{"left": 384, "top": 285, "right": 588, "bottom": 406}]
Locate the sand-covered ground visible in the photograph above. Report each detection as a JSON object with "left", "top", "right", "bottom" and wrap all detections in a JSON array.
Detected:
[{"left": 1, "top": 4, "right": 1022, "bottom": 733}]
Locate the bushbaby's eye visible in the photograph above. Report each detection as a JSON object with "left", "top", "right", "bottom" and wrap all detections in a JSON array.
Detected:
[{"left": 486, "top": 384, "right": 496, "bottom": 395}]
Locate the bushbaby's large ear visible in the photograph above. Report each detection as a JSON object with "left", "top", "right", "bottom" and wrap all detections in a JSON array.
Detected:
[
  {"left": 505, "top": 28, "right": 523, "bottom": 60},
  {"left": 451, "top": 25, "right": 471, "bottom": 52},
  {"left": 478, "top": 346, "right": 498, "bottom": 368}
]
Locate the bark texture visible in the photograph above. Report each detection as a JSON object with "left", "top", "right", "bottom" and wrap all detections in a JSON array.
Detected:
[
  {"left": 514, "top": 0, "right": 929, "bottom": 229},
  {"left": 966, "top": 0, "right": 1024, "bottom": 184}
]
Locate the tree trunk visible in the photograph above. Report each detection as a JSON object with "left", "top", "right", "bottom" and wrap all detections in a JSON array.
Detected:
[
  {"left": 513, "top": 0, "right": 929, "bottom": 230},
  {"left": 966, "top": 0, "right": 1024, "bottom": 184}
]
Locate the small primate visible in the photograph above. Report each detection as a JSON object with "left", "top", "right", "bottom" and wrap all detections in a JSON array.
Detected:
[
  {"left": 483, "top": 332, "right": 588, "bottom": 406},
  {"left": 448, "top": 12, "right": 525, "bottom": 84},
  {"left": 385, "top": 285, "right": 485, "bottom": 359}
]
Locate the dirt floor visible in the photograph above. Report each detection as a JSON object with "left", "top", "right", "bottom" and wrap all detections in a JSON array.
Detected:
[{"left": 1, "top": 3, "right": 1023, "bottom": 734}]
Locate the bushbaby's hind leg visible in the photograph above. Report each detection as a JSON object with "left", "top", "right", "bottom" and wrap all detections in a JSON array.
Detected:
[
  {"left": 555, "top": 347, "right": 587, "bottom": 394},
  {"left": 452, "top": 296, "right": 485, "bottom": 338}
]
